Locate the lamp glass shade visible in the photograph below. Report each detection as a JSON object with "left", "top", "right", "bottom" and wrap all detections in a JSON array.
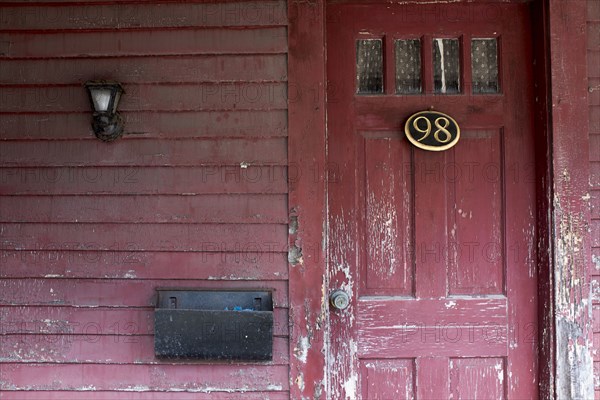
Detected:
[
  {"left": 91, "top": 88, "right": 113, "bottom": 112},
  {"left": 85, "top": 81, "right": 124, "bottom": 114},
  {"left": 112, "top": 90, "right": 122, "bottom": 114}
]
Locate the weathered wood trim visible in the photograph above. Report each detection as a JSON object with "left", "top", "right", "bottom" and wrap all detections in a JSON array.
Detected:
[
  {"left": 531, "top": 0, "right": 555, "bottom": 397},
  {"left": 288, "top": 0, "right": 328, "bottom": 398},
  {"left": 547, "top": 0, "right": 594, "bottom": 397}
]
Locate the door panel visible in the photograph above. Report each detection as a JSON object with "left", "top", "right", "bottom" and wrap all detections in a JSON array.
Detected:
[
  {"left": 360, "top": 359, "right": 416, "bottom": 399},
  {"left": 361, "top": 131, "right": 413, "bottom": 296},
  {"left": 326, "top": 3, "right": 537, "bottom": 399}
]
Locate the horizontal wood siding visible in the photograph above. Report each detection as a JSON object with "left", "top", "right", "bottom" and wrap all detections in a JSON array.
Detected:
[
  {"left": 0, "top": 393, "right": 290, "bottom": 400},
  {"left": 589, "top": 0, "right": 600, "bottom": 396},
  {"left": 0, "top": 0, "right": 289, "bottom": 397}
]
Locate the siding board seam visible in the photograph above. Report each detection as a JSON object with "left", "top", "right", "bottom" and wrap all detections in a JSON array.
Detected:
[
  {"left": 0, "top": 52, "right": 288, "bottom": 60},
  {"left": 0, "top": 0, "right": 284, "bottom": 6},
  {"left": 0, "top": 26, "right": 287, "bottom": 34}
]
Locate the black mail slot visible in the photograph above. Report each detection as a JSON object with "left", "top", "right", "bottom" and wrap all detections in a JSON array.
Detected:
[{"left": 154, "top": 288, "right": 273, "bottom": 361}]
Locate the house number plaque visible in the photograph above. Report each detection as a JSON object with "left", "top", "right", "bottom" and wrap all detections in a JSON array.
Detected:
[{"left": 404, "top": 111, "right": 460, "bottom": 151}]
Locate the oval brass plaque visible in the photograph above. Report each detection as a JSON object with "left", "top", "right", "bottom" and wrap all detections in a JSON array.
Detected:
[{"left": 404, "top": 111, "right": 460, "bottom": 151}]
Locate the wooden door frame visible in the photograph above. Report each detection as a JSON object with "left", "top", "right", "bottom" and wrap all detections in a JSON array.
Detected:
[{"left": 287, "top": 0, "right": 593, "bottom": 398}]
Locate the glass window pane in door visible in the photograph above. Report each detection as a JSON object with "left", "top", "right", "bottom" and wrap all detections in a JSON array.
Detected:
[
  {"left": 395, "top": 39, "right": 422, "bottom": 94},
  {"left": 472, "top": 38, "right": 499, "bottom": 94},
  {"left": 356, "top": 39, "right": 384, "bottom": 94},
  {"left": 433, "top": 38, "right": 460, "bottom": 94}
]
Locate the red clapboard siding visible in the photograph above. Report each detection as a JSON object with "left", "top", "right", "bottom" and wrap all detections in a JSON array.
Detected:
[
  {"left": 591, "top": 52, "right": 600, "bottom": 79},
  {"left": 0, "top": 306, "right": 290, "bottom": 337},
  {"left": 0, "top": 335, "right": 289, "bottom": 364},
  {"left": 0, "top": 28, "right": 287, "bottom": 58},
  {"left": 0, "top": 2, "right": 287, "bottom": 30},
  {"left": 590, "top": 79, "right": 600, "bottom": 106},
  {"left": 0, "top": 251, "right": 289, "bottom": 280},
  {"left": 0, "top": 195, "right": 288, "bottom": 223},
  {"left": 0, "top": 110, "right": 288, "bottom": 139},
  {"left": 0, "top": 279, "right": 289, "bottom": 307},
  {"left": 593, "top": 220, "right": 600, "bottom": 247},
  {"left": 0, "top": 83, "right": 287, "bottom": 112},
  {"left": 0, "top": 363, "right": 289, "bottom": 391},
  {"left": 0, "top": 306, "right": 155, "bottom": 335},
  {"left": 591, "top": 135, "right": 600, "bottom": 161},
  {"left": 0, "top": 0, "right": 285, "bottom": 5},
  {"left": 0, "top": 55, "right": 288, "bottom": 84},
  {"left": 0, "top": 139, "right": 287, "bottom": 167},
  {"left": 591, "top": 0, "right": 600, "bottom": 20},
  {"left": 591, "top": 106, "right": 600, "bottom": 133},
  {"left": 0, "top": 0, "right": 290, "bottom": 396},
  {"left": 1, "top": 0, "right": 265, "bottom": 2},
  {"left": 0, "top": 223, "right": 287, "bottom": 251},
  {"left": 0, "top": 392, "right": 290, "bottom": 400},
  {"left": 0, "top": 166, "right": 288, "bottom": 195},
  {"left": 589, "top": 22, "right": 600, "bottom": 50},
  {"left": 591, "top": 190, "right": 600, "bottom": 219},
  {"left": 593, "top": 163, "right": 600, "bottom": 188}
]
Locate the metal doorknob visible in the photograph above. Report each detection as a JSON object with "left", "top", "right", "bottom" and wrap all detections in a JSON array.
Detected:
[{"left": 330, "top": 290, "right": 350, "bottom": 310}]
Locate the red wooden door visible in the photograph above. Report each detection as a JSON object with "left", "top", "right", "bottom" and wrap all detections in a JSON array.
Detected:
[{"left": 326, "top": 3, "right": 537, "bottom": 399}]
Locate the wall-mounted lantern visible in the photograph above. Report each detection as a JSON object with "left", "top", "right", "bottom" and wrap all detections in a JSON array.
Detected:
[{"left": 84, "top": 81, "right": 125, "bottom": 142}]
